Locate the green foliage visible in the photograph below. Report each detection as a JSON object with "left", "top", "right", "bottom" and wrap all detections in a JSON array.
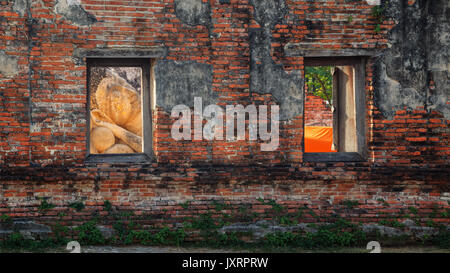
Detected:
[
  {"left": 183, "top": 212, "right": 243, "bottom": 246},
  {"left": 52, "top": 224, "right": 71, "bottom": 245},
  {"left": 377, "top": 198, "right": 390, "bottom": 207},
  {"left": 264, "top": 231, "right": 297, "bottom": 247},
  {"left": 379, "top": 220, "right": 405, "bottom": 228},
  {"left": 0, "top": 214, "right": 12, "bottom": 223},
  {"left": 212, "top": 201, "right": 230, "bottom": 212},
  {"left": 270, "top": 202, "right": 284, "bottom": 214},
  {"left": 305, "top": 66, "right": 333, "bottom": 106},
  {"left": 131, "top": 230, "right": 152, "bottom": 245},
  {"left": 312, "top": 218, "right": 367, "bottom": 248},
  {"left": 215, "top": 232, "right": 244, "bottom": 247},
  {"left": 180, "top": 200, "right": 190, "bottom": 210},
  {"left": 1, "top": 233, "right": 30, "bottom": 249},
  {"left": 238, "top": 206, "right": 248, "bottom": 215},
  {"left": 153, "top": 227, "right": 186, "bottom": 246},
  {"left": 111, "top": 219, "right": 142, "bottom": 245},
  {"left": 75, "top": 221, "right": 105, "bottom": 245},
  {"left": 297, "top": 207, "right": 305, "bottom": 218},
  {"left": 103, "top": 200, "right": 112, "bottom": 212},
  {"left": 430, "top": 205, "right": 440, "bottom": 218},
  {"left": 307, "top": 207, "right": 319, "bottom": 219},
  {"left": 257, "top": 198, "right": 295, "bottom": 225},
  {"left": 371, "top": 4, "right": 387, "bottom": 33},
  {"left": 262, "top": 219, "right": 366, "bottom": 249},
  {"left": 69, "top": 202, "right": 85, "bottom": 212},
  {"left": 342, "top": 200, "right": 359, "bottom": 209},
  {"left": 257, "top": 198, "right": 285, "bottom": 213},
  {"left": 374, "top": 24, "right": 381, "bottom": 33},
  {"left": 189, "top": 213, "right": 222, "bottom": 231},
  {"left": 433, "top": 229, "right": 450, "bottom": 249},
  {"left": 37, "top": 198, "right": 56, "bottom": 211},
  {"left": 2, "top": 197, "right": 449, "bottom": 251},
  {"left": 114, "top": 225, "right": 186, "bottom": 246},
  {"left": 408, "top": 207, "right": 418, "bottom": 215},
  {"left": 57, "top": 212, "right": 67, "bottom": 219},
  {"left": 1, "top": 233, "right": 34, "bottom": 250},
  {"left": 112, "top": 221, "right": 132, "bottom": 244},
  {"left": 0, "top": 233, "right": 65, "bottom": 251},
  {"left": 371, "top": 5, "right": 384, "bottom": 20},
  {"left": 426, "top": 219, "right": 437, "bottom": 228},
  {"left": 279, "top": 215, "right": 295, "bottom": 226}
]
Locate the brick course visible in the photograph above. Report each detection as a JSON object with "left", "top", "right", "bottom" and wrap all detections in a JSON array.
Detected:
[{"left": 304, "top": 93, "right": 332, "bottom": 127}]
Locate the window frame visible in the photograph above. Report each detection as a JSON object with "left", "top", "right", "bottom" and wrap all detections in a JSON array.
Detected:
[
  {"left": 303, "top": 57, "right": 367, "bottom": 162},
  {"left": 85, "top": 58, "right": 153, "bottom": 163}
]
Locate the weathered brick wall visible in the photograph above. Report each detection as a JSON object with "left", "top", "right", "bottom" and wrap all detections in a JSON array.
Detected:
[
  {"left": 0, "top": 0, "right": 448, "bottom": 228},
  {"left": 304, "top": 94, "right": 332, "bottom": 127}
]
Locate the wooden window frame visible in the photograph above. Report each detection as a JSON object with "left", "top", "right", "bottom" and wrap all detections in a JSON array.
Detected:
[
  {"left": 303, "top": 57, "right": 367, "bottom": 162},
  {"left": 85, "top": 58, "right": 154, "bottom": 164}
]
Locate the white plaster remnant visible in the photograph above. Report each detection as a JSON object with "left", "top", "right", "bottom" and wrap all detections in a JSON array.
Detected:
[
  {"left": 0, "top": 51, "right": 19, "bottom": 77},
  {"left": 366, "top": 0, "right": 380, "bottom": 5},
  {"left": 377, "top": 62, "right": 425, "bottom": 119},
  {"left": 54, "top": 0, "right": 97, "bottom": 26}
]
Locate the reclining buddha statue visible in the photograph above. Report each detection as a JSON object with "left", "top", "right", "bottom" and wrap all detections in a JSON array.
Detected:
[{"left": 89, "top": 70, "right": 143, "bottom": 154}]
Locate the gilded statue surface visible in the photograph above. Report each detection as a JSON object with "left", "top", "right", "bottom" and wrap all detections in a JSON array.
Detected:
[{"left": 89, "top": 69, "right": 143, "bottom": 154}]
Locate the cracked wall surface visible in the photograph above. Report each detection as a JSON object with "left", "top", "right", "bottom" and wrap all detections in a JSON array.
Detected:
[
  {"left": 12, "top": 0, "right": 29, "bottom": 16},
  {"left": 249, "top": 29, "right": 304, "bottom": 121},
  {"left": 374, "top": 0, "right": 450, "bottom": 119},
  {"left": 170, "top": 0, "right": 303, "bottom": 121},
  {"left": 248, "top": 0, "right": 303, "bottom": 121},
  {"left": 154, "top": 61, "right": 216, "bottom": 112},
  {"left": 174, "top": 0, "right": 211, "bottom": 27},
  {"left": 249, "top": 0, "right": 287, "bottom": 29}
]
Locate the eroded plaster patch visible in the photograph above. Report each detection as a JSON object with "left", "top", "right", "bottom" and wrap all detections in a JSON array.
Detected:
[
  {"left": 54, "top": 0, "right": 97, "bottom": 26},
  {"left": 375, "top": 62, "right": 425, "bottom": 118},
  {"left": 374, "top": 0, "right": 449, "bottom": 120},
  {"left": 174, "top": 0, "right": 211, "bottom": 26},
  {"left": 249, "top": 0, "right": 287, "bottom": 28},
  {"left": 0, "top": 51, "right": 20, "bottom": 77},
  {"left": 248, "top": 0, "right": 303, "bottom": 121},
  {"left": 12, "top": 0, "right": 29, "bottom": 16},
  {"left": 154, "top": 60, "right": 216, "bottom": 113},
  {"left": 366, "top": 0, "right": 381, "bottom": 5}
]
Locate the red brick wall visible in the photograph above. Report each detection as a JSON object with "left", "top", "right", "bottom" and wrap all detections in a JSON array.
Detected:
[
  {"left": 0, "top": 0, "right": 448, "bottom": 228},
  {"left": 304, "top": 93, "right": 332, "bottom": 127}
]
